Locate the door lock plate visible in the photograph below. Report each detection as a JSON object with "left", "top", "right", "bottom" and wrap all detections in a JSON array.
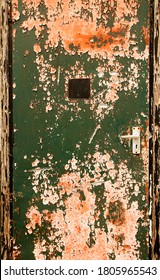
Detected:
[{"left": 120, "top": 127, "right": 141, "bottom": 155}]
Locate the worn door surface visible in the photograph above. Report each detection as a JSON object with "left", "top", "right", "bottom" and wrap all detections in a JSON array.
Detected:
[{"left": 12, "top": 0, "right": 150, "bottom": 260}]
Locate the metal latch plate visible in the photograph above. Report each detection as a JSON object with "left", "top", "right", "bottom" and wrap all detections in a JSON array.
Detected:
[
  {"left": 120, "top": 127, "right": 141, "bottom": 155},
  {"left": 132, "top": 127, "right": 140, "bottom": 154}
]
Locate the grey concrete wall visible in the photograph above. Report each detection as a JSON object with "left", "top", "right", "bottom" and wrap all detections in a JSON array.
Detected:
[{"left": 0, "top": 0, "right": 11, "bottom": 259}]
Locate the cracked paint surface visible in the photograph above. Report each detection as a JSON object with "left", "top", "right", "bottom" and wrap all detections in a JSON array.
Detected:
[{"left": 12, "top": 0, "right": 150, "bottom": 259}]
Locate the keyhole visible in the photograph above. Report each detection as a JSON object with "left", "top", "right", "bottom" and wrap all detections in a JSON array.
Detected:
[{"left": 135, "top": 144, "right": 138, "bottom": 154}]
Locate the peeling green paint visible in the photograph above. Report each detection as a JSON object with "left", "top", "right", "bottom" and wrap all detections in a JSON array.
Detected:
[{"left": 12, "top": 0, "right": 150, "bottom": 260}]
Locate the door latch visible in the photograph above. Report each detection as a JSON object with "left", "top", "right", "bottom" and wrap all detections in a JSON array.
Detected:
[{"left": 119, "top": 127, "right": 141, "bottom": 154}]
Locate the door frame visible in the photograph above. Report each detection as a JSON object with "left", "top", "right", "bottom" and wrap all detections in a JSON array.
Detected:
[{"left": 149, "top": 0, "right": 160, "bottom": 260}]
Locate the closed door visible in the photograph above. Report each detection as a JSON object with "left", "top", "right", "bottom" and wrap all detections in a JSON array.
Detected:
[{"left": 12, "top": 0, "right": 150, "bottom": 260}]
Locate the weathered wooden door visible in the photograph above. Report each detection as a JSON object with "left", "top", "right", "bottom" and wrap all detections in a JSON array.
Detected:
[{"left": 12, "top": 0, "right": 150, "bottom": 260}]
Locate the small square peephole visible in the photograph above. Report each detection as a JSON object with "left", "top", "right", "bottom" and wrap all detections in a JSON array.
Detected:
[{"left": 68, "top": 78, "right": 90, "bottom": 99}]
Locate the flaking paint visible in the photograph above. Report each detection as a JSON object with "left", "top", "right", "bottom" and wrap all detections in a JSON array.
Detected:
[{"left": 12, "top": 0, "right": 150, "bottom": 259}]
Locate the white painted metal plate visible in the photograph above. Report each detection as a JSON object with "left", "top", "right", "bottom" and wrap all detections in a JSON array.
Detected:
[{"left": 132, "top": 127, "right": 141, "bottom": 154}]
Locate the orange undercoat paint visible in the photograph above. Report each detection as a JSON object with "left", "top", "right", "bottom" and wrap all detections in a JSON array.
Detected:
[
  {"left": 24, "top": 154, "right": 146, "bottom": 259},
  {"left": 15, "top": 0, "right": 149, "bottom": 58},
  {"left": 12, "top": 0, "right": 150, "bottom": 260},
  {"left": 33, "top": 44, "right": 42, "bottom": 54}
]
